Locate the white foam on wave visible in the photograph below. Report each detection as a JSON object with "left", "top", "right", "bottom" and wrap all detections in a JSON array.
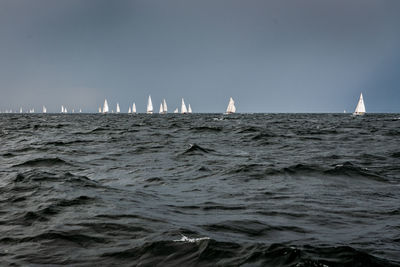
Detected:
[{"left": 173, "top": 234, "right": 210, "bottom": 243}]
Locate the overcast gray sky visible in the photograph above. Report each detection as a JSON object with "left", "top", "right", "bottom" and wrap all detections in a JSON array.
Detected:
[{"left": 0, "top": 0, "right": 399, "bottom": 113}]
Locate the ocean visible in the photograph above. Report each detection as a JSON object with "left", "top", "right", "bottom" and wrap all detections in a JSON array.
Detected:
[{"left": 0, "top": 113, "right": 399, "bottom": 266}]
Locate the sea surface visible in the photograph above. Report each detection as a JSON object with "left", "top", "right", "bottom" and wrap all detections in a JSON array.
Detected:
[{"left": 0, "top": 113, "right": 399, "bottom": 266}]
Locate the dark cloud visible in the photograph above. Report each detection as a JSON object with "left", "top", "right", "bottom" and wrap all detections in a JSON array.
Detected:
[{"left": 1, "top": 0, "right": 399, "bottom": 112}]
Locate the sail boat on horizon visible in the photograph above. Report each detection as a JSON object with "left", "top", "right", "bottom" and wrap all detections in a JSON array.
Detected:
[
  {"left": 353, "top": 93, "right": 366, "bottom": 116},
  {"left": 225, "top": 97, "right": 236, "bottom": 114},
  {"left": 147, "top": 95, "right": 153, "bottom": 114},
  {"left": 103, "top": 99, "right": 109, "bottom": 113},
  {"left": 159, "top": 99, "right": 167, "bottom": 114},
  {"left": 181, "top": 98, "right": 188, "bottom": 114},
  {"left": 132, "top": 103, "right": 136, "bottom": 114}
]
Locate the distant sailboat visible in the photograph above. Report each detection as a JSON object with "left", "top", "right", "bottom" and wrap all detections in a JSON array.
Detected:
[
  {"left": 98, "top": 106, "right": 102, "bottom": 113},
  {"left": 188, "top": 104, "right": 192, "bottom": 114},
  {"left": 61, "top": 105, "right": 64, "bottom": 113},
  {"left": 181, "top": 98, "right": 188, "bottom": 114},
  {"left": 353, "top": 93, "right": 366, "bottom": 116},
  {"left": 19, "top": 107, "right": 22, "bottom": 113},
  {"left": 116, "top": 103, "right": 120, "bottom": 113},
  {"left": 163, "top": 99, "right": 167, "bottom": 114},
  {"left": 132, "top": 103, "right": 136, "bottom": 114},
  {"left": 128, "top": 107, "right": 132, "bottom": 113},
  {"left": 159, "top": 99, "right": 167, "bottom": 114},
  {"left": 103, "top": 99, "right": 109, "bottom": 113},
  {"left": 43, "top": 106, "right": 47, "bottom": 113},
  {"left": 174, "top": 108, "right": 178, "bottom": 113},
  {"left": 147, "top": 96, "right": 153, "bottom": 114},
  {"left": 79, "top": 109, "right": 82, "bottom": 113},
  {"left": 225, "top": 97, "right": 236, "bottom": 114}
]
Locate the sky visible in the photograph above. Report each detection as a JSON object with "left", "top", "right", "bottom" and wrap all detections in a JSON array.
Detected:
[{"left": 0, "top": 0, "right": 399, "bottom": 113}]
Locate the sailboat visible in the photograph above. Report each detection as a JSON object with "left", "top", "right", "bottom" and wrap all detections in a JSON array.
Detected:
[
  {"left": 225, "top": 97, "right": 236, "bottom": 114},
  {"left": 43, "top": 106, "right": 47, "bottom": 113},
  {"left": 98, "top": 106, "right": 102, "bottom": 113},
  {"left": 116, "top": 103, "right": 120, "bottom": 113},
  {"left": 19, "top": 107, "right": 22, "bottom": 113},
  {"left": 159, "top": 99, "right": 167, "bottom": 114},
  {"left": 132, "top": 103, "right": 136, "bottom": 114},
  {"left": 61, "top": 105, "right": 64, "bottom": 113},
  {"left": 128, "top": 107, "right": 132, "bottom": 113},
  {"left": 353, "top": 93, "right": 366, "bottom": 116},
  {"left": 103, "top": 99, "right": 109, "bottom": 113},
  {"left": 181, "top": 98, "right": 188, "bottom": 114},
  {"left": 188, "top": 104, "right": 192, "bottom": 114},
  {"left": 79, "top": 109, "right": 82, "bottom": 113},
  {"left": 64, "top": 107, "right": 68, "bottom": 113},
  {"left": 147, "top": 96, "right": 153, "bottom": 114},
  {"left": 162, "top": 99, "right": 167, "bottom": 114},
  {"left": 174, "top": 108, "right": 178, "bottom": 113}
]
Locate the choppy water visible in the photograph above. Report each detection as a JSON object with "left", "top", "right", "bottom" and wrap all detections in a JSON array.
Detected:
[{"left": 1, "top": 113, "right": 399, "bottom": 266}]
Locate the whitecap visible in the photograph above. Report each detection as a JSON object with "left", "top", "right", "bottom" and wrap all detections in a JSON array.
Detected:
[{"left": 173, "top": 234, "right": 210, "bottom": 243}]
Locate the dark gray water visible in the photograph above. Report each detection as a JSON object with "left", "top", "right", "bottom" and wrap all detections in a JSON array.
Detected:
[{"left": 1, "top": 114, "right": 399, "bottom": 266}]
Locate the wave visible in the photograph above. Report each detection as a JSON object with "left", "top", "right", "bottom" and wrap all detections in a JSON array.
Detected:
[
  {"left": 252, "top": 131, "right": 278, "bottom": 140},
  {"left": 12, "top": 157, "right": 71, "bottom": 168},
  {"left": 190, "top": 126, "right": 222, "bottom": 133},
  {"left": 99, "top": 240, "right": 397, "bottom": 267},
  {"left": 20, "top": 231, "right": 107, "bottom": 246},
  {"left": 226, "top": 162, "right": 388, "bottom": 181},
  {"left": 10, "top": 171, "right": 101, "bottom": 190},
  {"left": 3, "top": 196, "right": 96, "bottom": 226},
  {"left": 324, "top": 162, "right": 386, "bottom": 180},
  {"left": 391, "top": 152, "right": 400, "bottom": 158},
  {"left": 237, "top": 126, "right": 263, "bottom": 133},
  {"left": 203, "top": 220, "right": 308, "bottom": 236},
  {"left": 44, "top": 140, "right": 93, "bottom": 146},
  {"left": 181, "top": 144, "right": 215, "bottom": 155}
]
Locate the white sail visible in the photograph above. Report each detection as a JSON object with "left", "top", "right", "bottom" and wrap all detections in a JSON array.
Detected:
[
  {"left": 128, "top": 107, "right": 132, "bottom": 113},
  {"left": 353, "top": 93, "right": 366, "bottom": 115},
  {"left": 174, "top": 108, "right": 178, "bottom": 113},
  {"left": 159, "top": 103, "right": 163, "bottom": 114},
  {"left": 226, "top": 97, "right": 236, "bottom": 114},
  {"left": 79, "top": 109, "right": 82, "bottom": 113},
  {"left": 147, "top": 95, "right": 153, "bottom": 114},
  {"left": 181, "top": 98, "right": 188, "bottom": 114},
  {"left": 103, "top": 99, "right": 109, "bottom": 113},
  {"left": 188, "top": 104, "right": 192, "bottom": 113},
  {"left": 163, "top": 99, "right": 167, "bottom": 113},
  {"left": 43, "top": 106, "right": 47, "bottom": 113},
  {"left": 132, "top": 103, "right": 136, "bottom": 113},
  {"left": 116, "top": 103, "right": 120, "bottom": 113},
  {"left": 98, "top": 106, "right": 102, "bottom": 113},
  {"left": 64, "top": 107, "right": 68, "bottom": 113},
  {"left": 20, "top": 107, "right": 22, "bottom": 113},
  {"left": 61, "top": 105, "right": 64, "bottom": 113}
]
